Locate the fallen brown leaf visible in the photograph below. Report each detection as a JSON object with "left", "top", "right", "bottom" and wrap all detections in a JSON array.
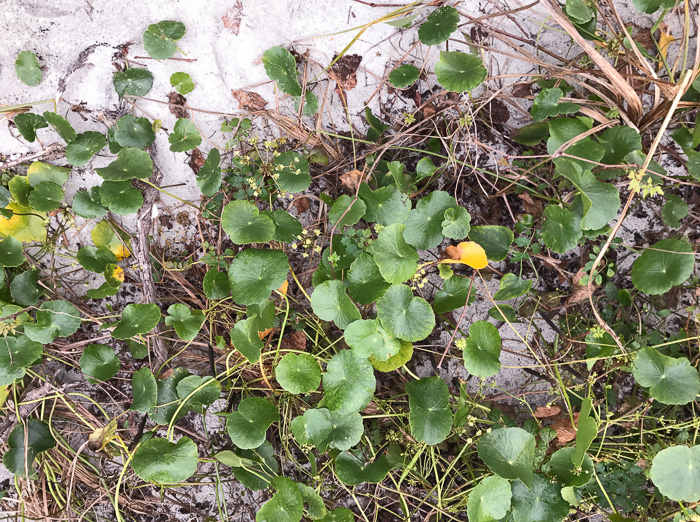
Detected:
[
  {"left": 281, "top": 330, "right": 307, "bottom": 352},
  {"left": 567, "top": 268, "right": 596, "bottom": 305},
  {"left": 167, "top": 92, "right": 189, "bottom": 119},
  {"left": 188, "top": 147, "right": 205, "bottom": 174},
  {"left": 339, "top": 169, "right": 364, "bottom": 193},
  {"left": 518, "top": 192, "right": 543, "bottom": 216},
  {"left": 222, "top": 1, "right": 244, "bottom": 35},
  {"left": 293, "top": 196, "right": 310, "bottom": 214},
  {"left": 231, "top": 89, "right": 267, "bottom": 111},
  {"left": 551, "top": 412, "right": 579, "bottom": 446},
  {"left": 534, "top": 405, "right": 562, "bottom": 418},
  {"left": 329, "top": 54, "right": 362, "bottom": 91}
]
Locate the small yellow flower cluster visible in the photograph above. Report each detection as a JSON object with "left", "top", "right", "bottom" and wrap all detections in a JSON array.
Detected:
[
  {"left": 410, "top": 268, "right": 428, "bottom": 290},
  {"left": 291, "top": 228, "right": 322, "bottom": 258}
]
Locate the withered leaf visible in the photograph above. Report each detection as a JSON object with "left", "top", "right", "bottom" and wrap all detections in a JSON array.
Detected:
[
  {"left": 222, "top": 1, "right": 244, "bottom": 36},
  {"left": 329, "top": 54, "right": 362, "bottom": 91},
  {"left": 339, "top": 169, "right": 364, "bottom": 194},
  {"left": 231, "top": 89, "right": 267, "bottom": 111},
  {"left": 167, "top": 92, "right": 189, "bottom": 119}
]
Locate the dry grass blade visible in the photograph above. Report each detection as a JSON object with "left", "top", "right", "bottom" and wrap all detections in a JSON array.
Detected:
[{"left": 541, "top": 0, "right": 644, "bottom": 123}]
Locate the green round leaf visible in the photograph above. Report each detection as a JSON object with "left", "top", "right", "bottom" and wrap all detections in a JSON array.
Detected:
[
  {"left": 435, "top": 51, "right": 487, "bottom": 93},
  {"left": 0, "top": 236, "right": 24, "bottom": 267},
  {"left": 99, "top": 180, "right": 143, "bottom": 215},
  {"left": 73, "top": 187, "right": 108, "bottom": 219},
  {"left": 15, "top": 51, "right": 42, "bottom": 86},
  {"left": 0, "top": 335, "right": 43, "bottom": 386},
  {"left": 169, "top": 118, "right": 201, "bottom": 152},
  {"left": 418, "top": 6, "right": 459, "bottom": 45},
  {"left": 27, "top": 161, "right": 70, "bottom": 187},
  {"left": 467, "top": 475, "right": 512, "bottom": 522},
  {"left": 370, "top": 223, "right": 418, "bottom": 285},
  {"left": 376, "top": 284, "right": 435, "bottom": 342},
  {"left": 511, "top": 474, "right": 569, "bottom": 522},
  {"left": 268, "top": 209, "right": 303, "bottom": 243},
  {"left": 462, "top": 321, "right": 502, "bottom": 377},
  {"left": 358, "top": 183, "right": 411, "bottom": 226},
  {"left": 226, "top": 397, "right": 279, "bottom": 450},
  {"left": 531, "top": 88, "right": 580, "bottom": 122},
  {"left": 221, "top": 200, "right": 276, "bottom": 245},
  {"left": 143, "top": 20, "right": 186, "bottom": 60},
  {"left": 9, "top": 176, "right": 31, "bottom": 206},
  {"left": 91, "top": 219, "right": 131, "bottom": 258},
  {"left": 442, "top": 206, "right": 471, "bottom": 240},
  {"left": 113, "top": 68, "right": 153, "bottom": 98},
  {"left": 631, "top": 239, "right": 695, "bottom": 295},
  {"left": 541, "top": 205, "right": 582, "bottom": 253},
  {"left": 310, "top": 280, "right": 361, "bottom": 330},
  {"left": 632, "top": 0, "right": 675, "bottom": 14},
  {"left": 329, "top": 195, "right": 366, "bottom": 228},
  {"left": 24, "top": 300, "right": 82, "bottom": 344},
  {"left": 273, "top": 151, "right": 311, "bottom": 193},
  {"left": 545, "top": 447, "right": 594, "bottom": 487},
  {"left": 256, "top": 476, "right": 303, "bottom": 522},
  {"left": 132, "top": 437, "right": 198, "bottom": 483},
  {"left": 347, "top": 253, "right": 390, "bottom": 304},
  {"left": 556, "top": 159, "right": 619, "bottom": 230},
  {"left": 434, "top": 275, "right": 473, "bottom": 315},
  {"left": 170, "top": 72, "right": 195, "bottom": 95},
  {"left": 65, "top": 131, "right": 106, "bottom": 167},
  {"left": 513, "top": 122, "right": 550, "bottom": 146},
  {"left": 77, "top": 246, "right": 117, "bottom": 273},
  {"left": 10, "top": 270, "right": 43, "bottom": 307},
  {"left": 370, "top": 340, "right": 413, "bottom": 372},
  {"left": 230, "top": 318, "right": 263, "bottom": 363},
  {"left": 477, "top": 427, "right": 536, "bottom": 487},
  {"left": 3, "top": 419, "right": 55, "bottom": 478},
  {"left": 112, "top": 303, "right": 161, "bottom": 340},
  {"left": 599, "top": 126, "right": 642, "bottom": 164},
  {"left": 323, "top": 350, "right": 376, "bottom": 415},
  {"left": 150, "top": 368, "right": 190, "bottom": 425},
  {"left": 43, "top": 112, "right": 76, "bottom": 143},
  {"left": 176, "top": 375, "right": 221, "bottom": 412},
  {"left": 388, "top": 64, "right": 420, "bottom": 89},
  {"left": 493, "top": 273, "right": 532, "bottom": 301},
  {"left": 216, "top": 441, "right": 279, "bottom": 491},
  {"left": 403, "top": 191, "right": 457, "bottom": 250},
  {"left": 203, "top": 270, "right": 230, "bottom": 300},
  {"left": 113, "top": 116, "right": 155, "bottom": 150},
  {"left": 650, "top": 445, "right": 700, "bottom": 502},
  {"left": 131, "top": 367, "right": 157, "bottom": 413},
  {"left": 197, "top": 148, "right": 222, "bottom": 196},
  {"left": 345, "top": 319, "right": 401, "bottom": 361},
  {"left": 104, "top": 264, "right": 124, "bottom": 288},
  {"left": 662, "top": 194, "right": 689, "bottom": 229},
  {"left": 405, "top": 377, "right": 453, "bottom": 445},
  {"left": 335, "top": 449, "right": 398, "bottom": 485},
  {"left": 228, "top": 248, "right": 289, "bottom": 305},
  {"left": 165, "top": 303, "right": 204, "bottom": 341},
  {"left": 80, "top": 344, "right": 120, "bottom": 382},
  {"left": 468, "top": 225, "right": 514, "bottom": 261},
  {"left": 290, "top": 408, "right": 363, "bottom": 451},
  {"left": 275, "top": 353, "right": 321, "bottom": 394},
  {"left": 28, "top": 181, "right": 63, "bottom": 212},
  {"left": 13, "top": 113, "right": 47, "bottom": 142},
  {"left": 632, "top": 347, "right": 700, "bottom": 405},
  {"left": 262, "top": 47, "right": 302, "bottom": 97}
]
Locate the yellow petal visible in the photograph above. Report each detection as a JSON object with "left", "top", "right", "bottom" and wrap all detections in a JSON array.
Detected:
[
  {"left": 277, "top": 280, "right": 289, "bottom": 296},
  {"left": 658, "top": 29, "right": 675, "bottom": 62},
  {"left": 457, "top": 241, "right": 488, "bottom": 269}
]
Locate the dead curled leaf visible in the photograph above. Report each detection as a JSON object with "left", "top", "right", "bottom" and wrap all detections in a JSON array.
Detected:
[
  {"left": 551, "top": 412, "right": 579, "bottom": 446},
  {"left": 567, "top": 268, "right": 596, "bottom": 305},
  {"left": 167, "top": 92, "right": 189, "bottom": 119},
  {"left": 222, "top": 1, "right": 244, "bottom": 35},
  {"left": 339, "top": 169, "right": 364, "bottom": 193},
  {"left": 280, "top": 330, "right": 307, "bottom": 352},
  {"left": 533, "top": 405, "right": 562, "bottom": 418},
  {"left": 188, "top": 147, "right": 205, "bottom": 174},
  {"left": 329, "top": 54, "right": 362, "bottom": 91},
  {"left": 518, "top": 192, "right": 543, "bottom": 216},
  {"left": 231, "top": 89, "right": 267, "bottom": 111},
  {"left": 293, "top": 196, "right": 310, "bottom": 214}
]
